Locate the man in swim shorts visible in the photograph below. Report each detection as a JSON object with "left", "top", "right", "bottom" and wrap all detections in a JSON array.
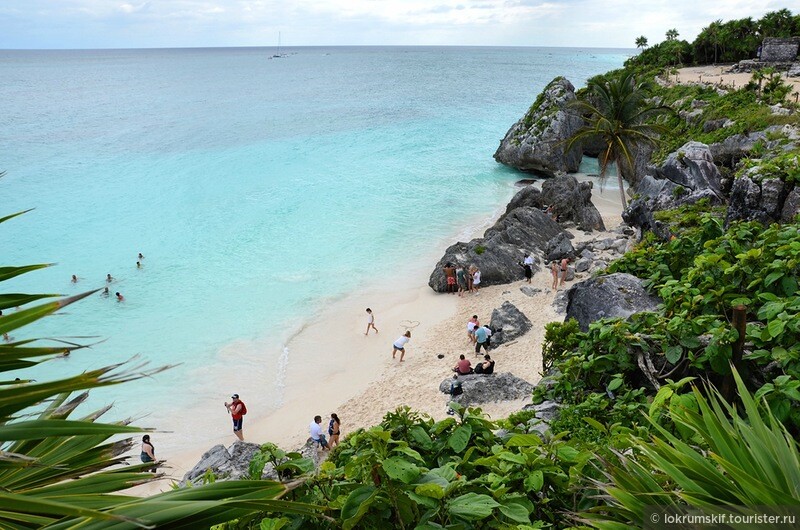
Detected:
[
  {"left": 225, "top": 394, "right": 245, "bottom": 441},
  {"left": 443, "top": 263, "right": 456, "bottom": 294}
]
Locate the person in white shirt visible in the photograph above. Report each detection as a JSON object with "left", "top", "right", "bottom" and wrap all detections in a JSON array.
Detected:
[
  {"left": 365, "top": 308, "right": 378, "bottom": 336},
  {"left": 309, "top": 415, "right": 331, "bottom": 449},
  {"left": 523, "top": 254, "right": 533, "bottom": 266},
  {"left": 472, "top": 268, "right": 481, "bottom": 294},
  {"left": 392, "top": 331, "right": 411, "bottom": 362}
]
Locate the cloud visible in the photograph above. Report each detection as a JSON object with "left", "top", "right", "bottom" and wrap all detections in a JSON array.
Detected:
[{"left": 0, "top": 0, "right": 794, "bottom": 48}]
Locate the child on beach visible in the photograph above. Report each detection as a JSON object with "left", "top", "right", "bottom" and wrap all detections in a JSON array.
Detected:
[
  {"left": 466, "top": 315, "right": 479, "bottom": 344},
  {"left": 392, "top": 331, "right": 411, "bottom": 362},
  {"left": 365, "top": 308, "right": 378, "bottom": 335}
]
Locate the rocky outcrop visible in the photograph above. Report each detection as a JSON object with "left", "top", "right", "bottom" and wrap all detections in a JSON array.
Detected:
[
  {"left": 439, "top": 373, "right": 534, "bottom": 407},
  {"left": 565, "top": 273, "right": 661, "bottom": 331},
  {"left": 502, "top": 185, "right": 543, "bottom": 216},
  {"left": 182, "top": 440, "right": 325, "bottom": 487},
  {"left": 545, "top": 233, "right": 575, "bottom": 262},
  {"left": 182, "top": 442, "right": 264, "bottom": 485},
  {"left": 493, "top": 77, "right": 583, "bottom": 177},
  {"left": 428, "top": 206, "right": 567, "bottom": 292},
  {"left": 624, "top": 142, "right": 726, "bottom": 237},
  {"left": 726, "top": 174, "right": 799, "bottom": 225},
  {"left": 708, "top": 127, "right": 797, "bottom": 168},
  {"left": 540, "top": 175, "right": 605, "bottom": 231},
  {"left": 489, "top": 301, "right": 532, "bottom": 346}
]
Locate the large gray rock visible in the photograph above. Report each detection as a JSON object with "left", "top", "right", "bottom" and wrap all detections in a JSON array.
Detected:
[
  {"left": 502, "top": 185, "right": 544, "bottom": 216},
  {"left": 544, "top": 233, "right": 575, "bottom": 262},
  {"left": 182, "top": 442, "right": 263, "bottom": 485},
  {"left": 440, "top": 373, "right": 534, "bottom": 407},
  {"left": 428, "top": 207, "right": 567, "bottom": 292},
  {"left": 726, "top": 175, "right": 769, "bottom": 224},
  {"left": 540, "top": 175, "right": 605, "bottom": 231},
  {"left": 493, "top": 77, "right": 584, "bottom": 177},
  {"left": 489, "top": 301, "right": 532, "bottom": 346},
  {"left": 565, "top": 273, "right": 661, "bottom": 331},
  {"left": 781, "top": 188, "right": 800, "bottom": 222},
  {"left": 654, "top": 142, "right": 724, "bottom": 201}
]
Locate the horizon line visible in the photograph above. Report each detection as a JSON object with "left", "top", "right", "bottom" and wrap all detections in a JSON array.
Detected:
[{"left": 0, "top": 44, "right": 638, "bottom": 52}]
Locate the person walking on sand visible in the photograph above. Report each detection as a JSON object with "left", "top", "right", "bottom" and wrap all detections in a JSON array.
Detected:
[
  {"left": 225, "top": 393, "right": 246, "bottom": 441},
  {"left": 392, "top": 331, "right": 411, "bottom": 362},
  {"left": 365, "top": 308, "right": 378, "bottom": 335},
  {"left": 471, "top": 267, "right": 481, "bottom": 294},
  {"left": 140, "top": 434, "right": 157, "bottom": 472},
  {"left": 328, "top": 413, "right": 341, "bottom": 447},
  {"left": 456, "top": 264, "right": 467, "bottom": 297},
  {"left": 443, "top": 262, "right": 457, "bottom": 294},
  {"left": 560, "top": 258, "right": 570, "bottom": 288},
  {"left": 310, "top": 415, "right": 331, "bottom": 449},
  {"left": 550, "top": 261, "right": 559, "bottom": 290}
]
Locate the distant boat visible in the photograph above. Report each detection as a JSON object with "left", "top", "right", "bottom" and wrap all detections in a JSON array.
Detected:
[{"left": 271, "top": 32, "right": 288, "bottom": 59}]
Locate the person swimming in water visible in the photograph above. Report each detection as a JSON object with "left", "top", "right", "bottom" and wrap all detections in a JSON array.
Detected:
[
  {"left": 115, "top": 292, "right": 124, "bottom": 302},
  {"left": 101, "top": 287, "right": 110, "bottom": 297},
  {"left": 71, "top": 274, "right": 78, "bottom": 283},
  {"left": 106, "top": 273, "right": 114, "bottom": 283}
]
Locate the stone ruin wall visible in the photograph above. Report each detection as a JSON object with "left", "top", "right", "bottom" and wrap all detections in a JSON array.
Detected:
[{"left": 761, "top": 37, "right": 799, "bottom": 63}]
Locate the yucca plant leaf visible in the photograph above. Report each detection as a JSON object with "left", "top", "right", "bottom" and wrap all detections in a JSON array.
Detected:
[
  {"left": 0, "top": 209, "right": 34, "bottom": 226},
  {"left": 0, "top": 420, "right": 144, "bottom": 440},
  {"left": 0, "top": 293, "right": 60, "bottom": 311},
  {"left": 0, "top": 265, "right": 54, "bottom": 284},
  {"left": 0, "top": 492, "right": 148, "bottom": 528},
  {"left": 0, "top": 290, "right": 100, "bottom": 335}
]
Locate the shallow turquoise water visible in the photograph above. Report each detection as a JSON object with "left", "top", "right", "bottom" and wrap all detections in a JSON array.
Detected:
[{"left": 0, "top": 46, "right": 628, "bottom": 414}]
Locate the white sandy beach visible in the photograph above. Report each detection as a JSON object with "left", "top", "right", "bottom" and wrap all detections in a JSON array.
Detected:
[
  {"left": 134, "top": 176, "right": 623, "bottom": 494},
  {"left": 676, "top": 65, "right": 800, "bottom": 98}
]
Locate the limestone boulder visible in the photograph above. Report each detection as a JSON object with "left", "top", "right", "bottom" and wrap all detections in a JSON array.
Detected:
[
  {"left": 428, "top": 208, "right": 566, "bottom": 292},
  {"left": 565, "top": 273, "right": 661, "bottom": 331},
  {"left": 489, "top": 301, "right": 532, "bottom": 346},
  {"left": 540, "top": 175, "right": 605, "bottom": 231},
  {"left": 439, "top": 373, "right": 534, "bottom": 407},
  {"left": 182, "top": 442, "right": 266, "bottom": 485},
  {"left": 544, "top": 232, "right": 575, "bottom": 262},
  {"left": 493, "top": 77, "right": 584, "bottom": 177}
]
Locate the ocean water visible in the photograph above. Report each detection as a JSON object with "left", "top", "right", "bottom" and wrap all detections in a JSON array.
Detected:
[{"left": 0, "top": 46, "right": 628, "bottom": 418}]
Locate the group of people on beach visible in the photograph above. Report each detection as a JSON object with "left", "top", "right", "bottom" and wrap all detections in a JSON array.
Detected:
[{"left": 442, "top": 263, "right": 481, "bottom": 296}]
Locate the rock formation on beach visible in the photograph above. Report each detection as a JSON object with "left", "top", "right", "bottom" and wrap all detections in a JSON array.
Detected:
[
  {"left": 428, "top": 187, "right": 567, "bottom": 292},
  {"left": 540, "top": 175, "right": 605, "bottom": 231},
  {"left": 565, "top": 273, "right": 662, "bottom": 331},
  {"left": 493, "top": 77, "right": 583, "bottom": 177},
  {"left": 439, "top": 372, "right": 534, "bottom": 407}
]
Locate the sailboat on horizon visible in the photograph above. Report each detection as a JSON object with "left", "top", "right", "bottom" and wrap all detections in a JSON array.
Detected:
[{"left": 271, "top": 32, "right": 288, "bottom": 59}]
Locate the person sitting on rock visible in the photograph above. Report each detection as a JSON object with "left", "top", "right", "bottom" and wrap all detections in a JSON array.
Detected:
[
  {"left": 474, "top": 354, "right": 495, "bottom": 375},
  {"left": 453, "top": 354, "right": 473, "bottom": 375}
]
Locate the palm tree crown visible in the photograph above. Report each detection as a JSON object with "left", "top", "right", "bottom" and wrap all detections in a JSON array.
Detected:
[{"left": 568, "top": 72, "right": 671, "bottom": 209}]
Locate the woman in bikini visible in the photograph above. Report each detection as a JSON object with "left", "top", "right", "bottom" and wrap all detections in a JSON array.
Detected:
[
  {"left": 560, "top": 258, "right": 569, "bottom": 287},
  {"left": 328, "top": 413, "right": 342, "bottom": 447}
]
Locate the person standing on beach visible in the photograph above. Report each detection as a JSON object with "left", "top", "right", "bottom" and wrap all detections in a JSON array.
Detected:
[
  {"left": 365, "top": 308, "right": 378, "bottom": 335},
  {"left": 475, "top": 325, "right": 490, "bottom": 355},
  {"left": 328, "top": 413, "right": 341, "bottom": 447},
  {"left": 471, "top": 267, "right": 481, "bottom": 294},
  {"left": 519, "top": 260, "right": 532, "bottom": 283},
  {"left": 443, "top": 263, "right": 457, "bottom": 294},
  {"left": 560, "top": 258, "right": 570, "bottom": 288},
  {"left": 455, "top": 264, "right": 467, "bottom": 297},
  {"left": 550, "top": 261, "right": 559, "bottom": 290},
  {"left": 225, "top": 394, "right": 246, "bottom": 441},
  {"left": 392, "top": 331, "right": 411, "bottom": 362}
]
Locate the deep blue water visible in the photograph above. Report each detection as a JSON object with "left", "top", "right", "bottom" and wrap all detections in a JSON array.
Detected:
[{"left": 0, "top": 46, "right": 628, "bottom": 415}]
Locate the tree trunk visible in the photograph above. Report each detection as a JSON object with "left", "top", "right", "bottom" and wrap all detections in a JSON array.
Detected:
[{"left": 614, "top": 155, "right": 628, "bottom": 209}]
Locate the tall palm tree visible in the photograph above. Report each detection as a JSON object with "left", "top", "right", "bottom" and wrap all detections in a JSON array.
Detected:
[
  {"left": 567, "top": 73, "right": 671, "bottom": 209},
  {"left": 635, "top": 36, "right": 648, "bottom": 50},
  {"left": 665, "top": 28, "right": 679, "bottom": 41}
]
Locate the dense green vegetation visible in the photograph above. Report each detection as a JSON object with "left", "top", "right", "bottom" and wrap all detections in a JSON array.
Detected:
[{"left": 628, "top": 9, "right": 800, "bottom": 67}]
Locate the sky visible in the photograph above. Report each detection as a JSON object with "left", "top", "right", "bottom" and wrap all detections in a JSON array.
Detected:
[{"left": 0, "top": 1, "right": 793, "bottom": 49}]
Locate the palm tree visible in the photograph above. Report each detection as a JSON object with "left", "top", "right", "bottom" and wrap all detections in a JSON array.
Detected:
[
  {"left": 0, "top": 209, "right": 324, "bottom": 528},
  {"left": 567, "top": 73, "right": 671, "bottom": 209},
  {"left": 635, "top": 36, "right": 648, "bottom": 50},
  {"left": 665, "top": 28, "right": 679, "bottom": 41}
]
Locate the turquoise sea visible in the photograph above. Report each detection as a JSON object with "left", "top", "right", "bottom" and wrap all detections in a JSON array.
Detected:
[{"left": 0, "top": 46, "right": 628, "bottom": 419}]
